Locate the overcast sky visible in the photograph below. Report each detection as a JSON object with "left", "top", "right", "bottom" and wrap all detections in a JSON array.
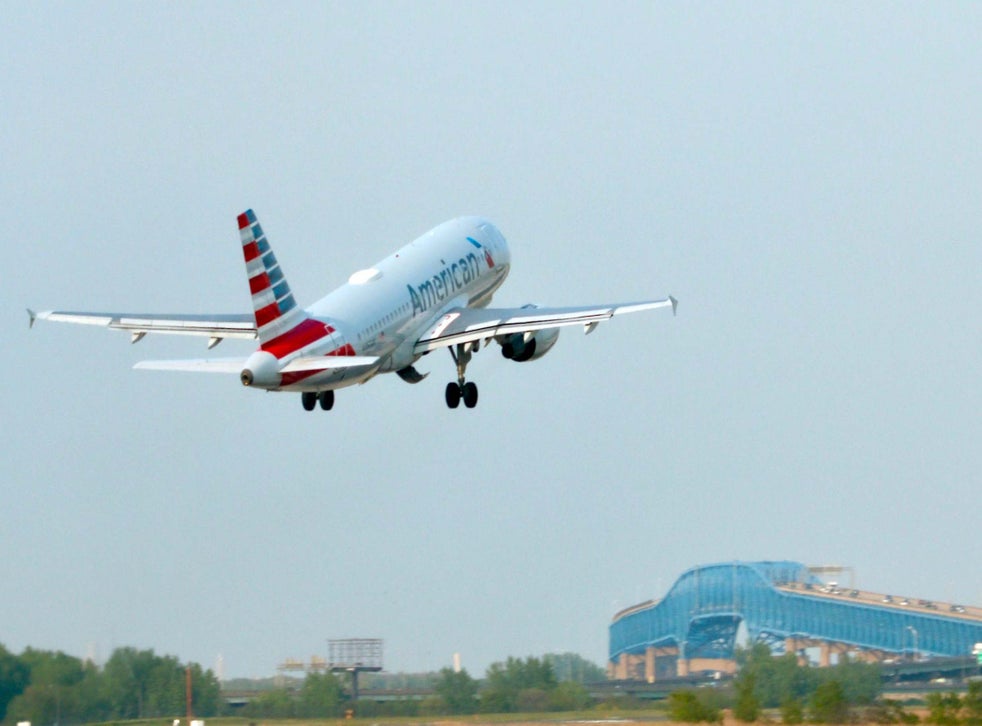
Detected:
[{"left": 3, "top": 2, "right": 980, "bottom": 679}]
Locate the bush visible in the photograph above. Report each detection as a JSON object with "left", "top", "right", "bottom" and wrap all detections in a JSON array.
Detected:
[
  {"left": 668, "top": 690, "right": 722, "bottom": 723},
  {"left": 781, "top": 697, "right": 804, "bottom": 724},
  {"left": 927, "top": 692, "right": 964, "bottom": 726},
  {"left": 965, "top": 682, "right": 982, "bottom": 726},
  {"left": 549, "top": 681, "right": 592, "bottom": 711},
  {"left": 595, "top": 693, "right": 648, "bottom": 711},
  {"left": 418, "top": 695, "right": 448, "bottom": 716},
  {"left": 809, "top": 680, "right": 850, "bottom": 724},
  {"left": 863, "top": 700, "right": 920, "bottom": 724},
  {"left": 516, "top": 687, "right": 550, "bottom": 712}
]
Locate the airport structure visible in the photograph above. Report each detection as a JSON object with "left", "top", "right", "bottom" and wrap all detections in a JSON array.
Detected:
[{"left": 609, "top": 561, "right": 982, "bottom": 682}]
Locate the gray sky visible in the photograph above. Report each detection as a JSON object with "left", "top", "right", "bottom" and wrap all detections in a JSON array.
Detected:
[{"left": 3, "top": 2, "right": 980, "bottom": 679}]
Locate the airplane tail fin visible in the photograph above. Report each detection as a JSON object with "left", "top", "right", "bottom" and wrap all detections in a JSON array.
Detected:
[{"left": 237, "top": 209, "right": 322, "bottom": 353}]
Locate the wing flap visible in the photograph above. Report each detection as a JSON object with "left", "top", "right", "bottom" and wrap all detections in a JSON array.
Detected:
[{"left": 414, "top": 297, "right": 676, "bottom": 353}]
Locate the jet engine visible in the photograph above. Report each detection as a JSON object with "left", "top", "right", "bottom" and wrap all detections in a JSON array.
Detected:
[{"left": 498, "top": 327, "right": 560, "bottom": 362}]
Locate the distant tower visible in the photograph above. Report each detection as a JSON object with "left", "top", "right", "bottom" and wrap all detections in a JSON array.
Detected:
[
  {"left": 453, "top": 653, "right": 462, "bottom": 673},
  {"left": 216, "top": 654, "right": 225, "bottom": 683}
]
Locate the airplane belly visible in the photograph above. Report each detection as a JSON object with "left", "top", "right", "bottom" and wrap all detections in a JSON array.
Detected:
[{"left": 278, "top": 364, "right": 378, "bottom": 392}]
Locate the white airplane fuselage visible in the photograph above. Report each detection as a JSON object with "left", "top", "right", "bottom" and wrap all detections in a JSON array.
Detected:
[
  {"left": 32, "top": 208, "right": 675, "bottom": 411},
  {"left": 267, "top": 216, "right": 511, "bottom": 392}
]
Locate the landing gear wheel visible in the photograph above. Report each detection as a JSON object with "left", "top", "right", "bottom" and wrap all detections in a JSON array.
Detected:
[
  {"left": 318, "top": 390, "right": 335, "bottom": 411},
  {"left": 462, "top": 381, "right": 478, "bottom": 408},
  {"left": 445, "top": 382, "right": 461, "bottom": 409},
  {"left": 301, "top": 392, "right": 317, "bottom": 411}
]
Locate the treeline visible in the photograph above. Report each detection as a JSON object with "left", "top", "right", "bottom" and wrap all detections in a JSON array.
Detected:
[
  {"left": 0, "top": 644, "right": 221, "bottom": 726},
  {"left": 731, "top": 642, "right": 882, "bottom": 722},
  {"left": 240, "top": 653, "right": 603, "bottom": 718},
  {"left": 668, "top": 643, "right": 884, "bottom": 724},
  {"left": 925, "top": 686, "right": 982, "bottom": 726},
  {"left": 669, "top": 643, "right": 982, "bottom": 725}
]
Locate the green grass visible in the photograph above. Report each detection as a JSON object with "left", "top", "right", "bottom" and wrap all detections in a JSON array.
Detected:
[{"left": 86, "top": 708, "right": 673, "bottom": 726}]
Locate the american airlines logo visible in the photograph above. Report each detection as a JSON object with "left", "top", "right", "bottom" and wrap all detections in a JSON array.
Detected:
[{"left": 407, "top": 241, "right": 490, "bottom": 315}]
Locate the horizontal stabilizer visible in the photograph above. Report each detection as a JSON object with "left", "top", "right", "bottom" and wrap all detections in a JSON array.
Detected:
[
  {"left": 280, "top": 355, "right": 380, "bottom": 373},
  {"left": 134, "top": 358, "right": 247, "bottom": 373},
  {"left": 133, "top": 355, "right": 381, "bottom": 375}
]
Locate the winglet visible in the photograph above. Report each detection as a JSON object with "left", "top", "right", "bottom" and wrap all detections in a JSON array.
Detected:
[
  {"left": 669, "top": 296, "right": 678, "bottom": 316},
  {"left": 27, "top": 308, "right": 36, "bottom": 329}
]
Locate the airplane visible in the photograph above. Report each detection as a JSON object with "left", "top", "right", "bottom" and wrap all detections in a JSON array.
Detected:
[{"left": 30, "top": 210, "right": 677, "bottom": 411}]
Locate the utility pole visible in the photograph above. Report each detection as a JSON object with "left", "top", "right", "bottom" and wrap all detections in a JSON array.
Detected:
[{"left": 186, "top": 666, "right": 193, "bottom": 722}]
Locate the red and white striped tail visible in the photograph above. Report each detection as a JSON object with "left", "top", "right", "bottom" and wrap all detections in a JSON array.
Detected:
[{"left": 237, "top": 209, "right": 335, "bottom": 358}]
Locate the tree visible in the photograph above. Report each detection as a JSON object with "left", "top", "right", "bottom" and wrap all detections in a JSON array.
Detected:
[
  {"left": 241, "top": 687, "right": 296, "bottom": 718},
  {"left": 433, "top": 667, "right": 478, "bottom": 714},
  {"left": 543, "top": 653, "right": 606, "bottom": 683},
  {"left": 100, "top": 647, "right": 222, "bottom": 719},
  {"left": 735, "top": 642, "right": 881, "bottom": 714},
  {"left": 781, "top": 697, "right": 804, "bottom": 724},
  {"left": 298, "top": 671, "right": 344, "bottom": 717},
  {"left": 187, "top": 662, "right": 223, "bottom": 717},
  {"left": 549, "top": 681, "right": 591, "bottom": 711},
  {"left": 926, "top": 691, "right": 964, "bottom": 726},
  {"left": 0, "top": 645, "right": 222, "bottom": 724},
  {"left": 862, "top": 700, "right": 919, "bottom": 724},
  {"left": 964, "top": 681, "right": 982, "bottom": 726},
  {"left": 733, "top": 668, "right": 760, "bottom": 722},
  {"left": 0, "top": 644, "right": 29, "bottom": 721},
  {"left": 418, "top": 695, "right": 447, "bottom": 716},
  {"left": 103, "top": 647, "right": 159, "bottom": 718},
  {"left": 6, "top": 649, "right": 100, "bottom": 725},
  {"left": 736, "top": 644, "right": 813, "bottom": 708},
  {"left": 482, "top": 656, "right": 558, "bottom": 712},
  {"left": 809, "top": 680, "right": 850, "bottom": 724},
  {"left": 667, "top": 690, "right": 722, "bottom": 723},
  {"left": 821, "top": 658, "right": 880, "bottom": 706}
]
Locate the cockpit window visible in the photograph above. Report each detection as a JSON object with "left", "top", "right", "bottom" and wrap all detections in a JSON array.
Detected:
[{"left": 479, "top": 223, "right": 505, "bottom": 252}]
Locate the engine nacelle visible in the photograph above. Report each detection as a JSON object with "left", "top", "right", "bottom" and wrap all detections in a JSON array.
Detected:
[
  {"left": 240, "top": 350, "right": 281, "bottom": 388},
  {"left": 498, "top": 327, "right": 560, "bottom": 362}
]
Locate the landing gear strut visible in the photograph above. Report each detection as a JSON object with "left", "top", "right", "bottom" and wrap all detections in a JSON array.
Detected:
[{"left": 446, "top": 343, "right": 479, "bottom": 409}]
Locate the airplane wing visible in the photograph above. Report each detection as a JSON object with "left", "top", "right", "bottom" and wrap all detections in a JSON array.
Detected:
[
  {"left": 413, "top": 296, "right": 677, "bottom": 354},
  {"left": 29, "top": 309, "right": 256, "bottom": 348}
]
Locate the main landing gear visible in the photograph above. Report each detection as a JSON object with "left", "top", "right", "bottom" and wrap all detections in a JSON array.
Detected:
[
  {"left": 446, "top": 342, "right": 479, "bottom": 409},
  {"left": 445, "top": 380, "right": 478, "bottom": 409},
  {"left": 301, "top": 390, "right": 334, "bottom": 411}
]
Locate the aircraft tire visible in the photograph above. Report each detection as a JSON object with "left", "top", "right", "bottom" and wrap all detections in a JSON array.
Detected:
[
  {"left": 445, "top": 382, "right": 461, "bottom": 409},
  {"left": 318, "top": 390, "right": 335, "bottom": 411},
  {"left": 301, "top": 392, "right": 317, "bottom": 411},
  {"left": 462, "top": 381, "right": 478, "bottom": 408}
]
